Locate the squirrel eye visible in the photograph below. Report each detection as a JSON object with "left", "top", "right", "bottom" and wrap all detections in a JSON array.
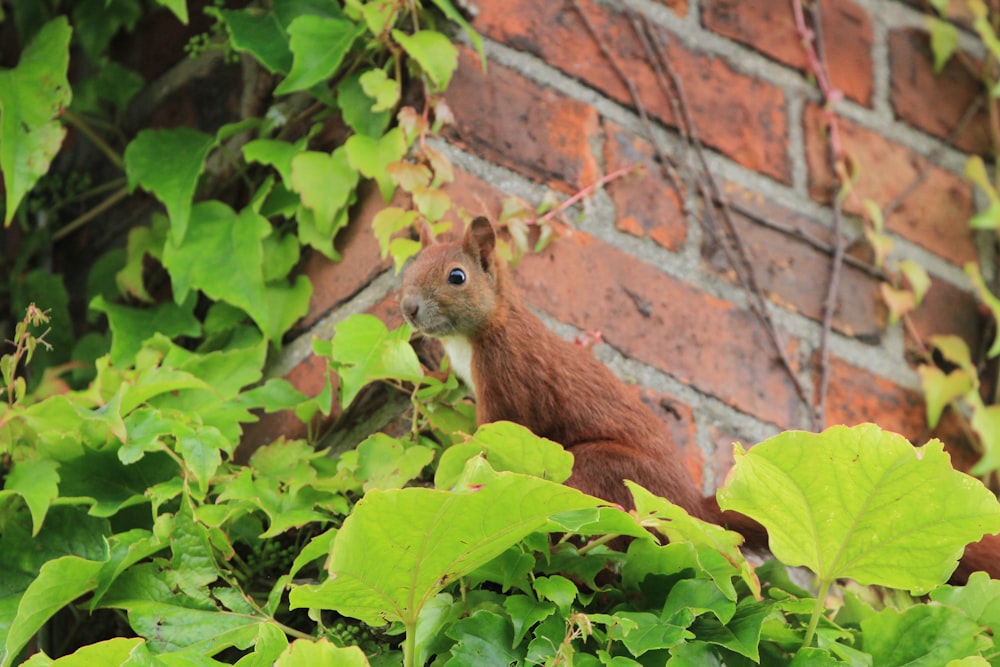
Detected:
[{"left": 447, "top": 268, "right": 467, "bottom": 285}]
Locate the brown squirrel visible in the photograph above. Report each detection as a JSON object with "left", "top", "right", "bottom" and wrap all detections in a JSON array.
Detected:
[{"left": 400, "top": 216, "right": 998, "bottom": 583}]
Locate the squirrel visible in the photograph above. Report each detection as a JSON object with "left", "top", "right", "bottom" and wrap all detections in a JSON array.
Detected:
[{"left": 400, "top": 216, "right": 998, "bottom": 584}]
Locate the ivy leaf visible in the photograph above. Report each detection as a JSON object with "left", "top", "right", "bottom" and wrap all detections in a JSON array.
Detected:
[
  {"left": 610, "top": 611, "right": 692, "bottom": 656},
  {"left": 434, "top": 421, "right": 575, "bottom": 490},
  {"left": 391, "top": 29, "right": 458, "bottom": 92},
  {"left": 359, "top": 68, "right": 400, "bottom": 112},
  {"left": 275, "top": 639, "right": 371, "bottom": 667},
  {"left": 290, "top": 148, "right": 358, "bottom": 234},
  {"left": 918, "top": 364, "right": 975, "bottom": 429},
  {"left": 244, "top": 137, "right": 308, "bottom": 185},
  {"left": 124, "top": 128, "right": 215, "bottom": 243},
  {"left": 344, "top": 128, "right": 406, "bottom": 201},
  {"left": 444, "top": 611, "right": 523, "bottom": 666},
  {"left": 532, "top": 576, "right": 577, "bottom": 615},
  {"left": 0, "top": 458, "right": 60, "bottom": 536},
  {"left": 717, "top": 424, "right": 1000, "bottom": 594},
  {"left": 288, "top": 472, "right": 604, "bottom": 627},
  {"left": 20, "top": 637, "right": 145, "bottom": 666},
  {"left": 2, "top": 557, "right": 106, "bottom": 667},
  {"left": 966, "top": 262, "right": 1000, "bottom": 358},
  {"left": 220, "top": 8, "right": 292, "bottom": 74},
  {"left": 90, "top": 294, "right": 201, "bottom": 367},
  {"left": 326, "top": 314, "right": 423, "bottom": 408},
  {"left": 689, "top": 598, "right": 772, "bottom": 662},
  {"left": 337, "top": 72, "right": 391, "bottom": 137},
  {"left": 72, "top": 0, "right": 141, "bottom": 61},
  {"left": 354, "top": 433, "right": 435, "bottom": 492},
  {"left": 899, "top": 260, "right": 931, "bottom": 305},
  {"left": 971, "top": 405, "right": 1000, "bottom": 477},
  {"left": 154, "top": 0, "right": 188, "bottom": 23},
  {"left": 861, "top": 604, "right": 984, "bottom": 667},
  {"left": 275, "top": 15, "right": 364, "bottom": 95},
  {"left": 0, "top": 17, "right": 72, "bottom": 227},
  {"left": 927, "top": 16, "right": 959, "bottom": 73}
]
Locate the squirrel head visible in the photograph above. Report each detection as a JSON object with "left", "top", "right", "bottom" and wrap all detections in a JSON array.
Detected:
[{"left": 400, "top": 216, "right": 505, "bottom": 338}]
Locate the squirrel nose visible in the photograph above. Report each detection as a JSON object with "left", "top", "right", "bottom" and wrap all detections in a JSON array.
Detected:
[{"left": 401, "top": 296, "right": 420, "bottom": 323}]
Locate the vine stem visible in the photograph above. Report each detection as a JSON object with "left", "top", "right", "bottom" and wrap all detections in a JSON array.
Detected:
[
  {"left": 62, "top": 109, "right": 125, "bottom": 170},
  {"left": 802, "top": 577, "right": 833, "bottom": 650},
  {"left": 535, "top": 164, "right": 639, "bottom": 226},
  {"left": 403, "top": 620, "right": 417, "bottom": 667},
  {"left": 51, "top": 185, "right": 129, "bottom": 242}
]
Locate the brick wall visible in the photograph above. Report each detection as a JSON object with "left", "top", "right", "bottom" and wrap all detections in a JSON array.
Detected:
[{"left": 252, "top": 0, "right": 991, "bottom": 491}]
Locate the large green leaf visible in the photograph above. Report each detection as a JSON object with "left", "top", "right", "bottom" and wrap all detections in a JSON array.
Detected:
[
  {"left": 124, "top": 128, "right": 215, "bottom": 243},
  {"left": 321, "top": 314, "right": 423, "bottom": 408},
  {"left": 275, "top": 639, "right": 370, "bottom": 667},
  {"left": 717, "top": 424, "right": 1000, "bottom": 594},
  {"left": 288, "top": 471, "right": 604, "bottom": 627},
  {"left": 274, "top": 15, "right": 364, "bottom": 95},
  {"left": 289, "top": 148, "right": 358, "bottom": 233},
  {"left": 390, "top": 29, "right": 458, "bottom": 92},
  {"left": 20, "top": 637, "right": 145, "bottom": 667},
  {"left": 221, "top": 9, "right": 293, "bottom": 74},
  {"left": 0, "top": 17, "right": 72, "bottom": 226},
  {"left": 90, "top": 294, "right": 201, "bottom": 367}
]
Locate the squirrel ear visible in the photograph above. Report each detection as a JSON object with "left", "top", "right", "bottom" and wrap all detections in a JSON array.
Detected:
[
  {"left": 418, "top": 221, "right": 436, "bottom": 248},
  {"left": 464, "top": 217, "right": 497, "bottom": 272}
]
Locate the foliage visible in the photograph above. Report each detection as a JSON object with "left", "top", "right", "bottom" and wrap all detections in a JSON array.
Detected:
[{"left": 2, "top": 1, "right": 1000, "bottom": 666}]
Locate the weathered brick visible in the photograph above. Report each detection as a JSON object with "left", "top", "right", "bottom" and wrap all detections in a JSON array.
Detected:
[
  {"left": 603, "top": 121, "right": 688, "bottom": 251},
  {"left": 473, "top": 0, "right": 792, "bottom": 183},
  {"left": 890, "top": 28, "right": 991, "bottom": 155},
  {"left": 804, "top": 104, "right": 976, "bottom": 266},
  {"left": 444, "top": 47, "right": 600, "bottom": 194},
  {"left": 514, "top": 227, "right": 804, "bottom": 428},
  {"left": 654, "top": 0, "right": 689, "bottom": 17},
  {"left": 702, "top": 0, "right": 874, "bottom": 106},
  {"left": 292, "top": 182, "right": 394, "bottom": 333},
  {"left": 818, "top": 355, "right": 925, "bottom": 440},
  {"left": 707, "top": 181, "right": 885, "bottom": 340}
]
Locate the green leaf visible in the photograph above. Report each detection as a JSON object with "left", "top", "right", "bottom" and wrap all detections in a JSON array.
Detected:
[
  {"left": 344, "top": 128, "right": 406, "bottom": 201},
  {"left": 155, "top": 0, "right": 189, "bottom": 23},
  {"left": 0, "top": 17, "right": 72, "bottom": 226},
  {"left": 968, "top": 200, "right": 1000, "bottom": 230},
  {"left": 288, "top": 471, "right": 604, "bottom": 627},
  {"left": 927, "top": 16, "right": 959, "bottom": 73},
  {"left": 289, "top": 148, "right": 358, "bottom": 233},
  {"left": 610, "top": 611, "right": 691, "bottom": 657},
  {"left": 717, "top": 423, "right": 1000, "bottom": 594},
  {"left": 243, "top": 137, "right": 307, "bottom": 185},
  {"left": 391, "top": 29, "right": 458, "bottom": 92},
  {"left": 689, "top": 598, "right": 771, "bottom": 662},
  {"left": 2, "top": 556, "right": 105, "bottom": 667},
  {"left": 220, "top": 8, "right": 292, "bottom": 74},
  {"left": 22, "top": 637, "right": 145, "bottom": 667},
  {"left": 428, "top": 0, "right": 485, "bottom": 69},
  {"left": 90, "top": 294, "right": 201, "bottom": 367},
  {"left": 327, "top": 314, "right": 423, "bottom": 408},
  {"left": 0, "top": 458, "right": 59, "bottom": 535},
  {"left": 115, "top": 226, "right": 160, "bottom": 302},
  {"left": 124, "top": 128, "right": 215, "bottom": 243},
  {"left": 275, "top": 639, "right": 370, "bottom": 667},
  {"left": 971, "top": 404, "right": 1000, "bottom": 477},
  {"left": 965, "top": 155, "right": 997, "bottom": 201},
  {"left": 899, "top": 259, "right": 931, "bottom": 305},
  {"left": 444, "top": 610, "right": 523, "bottom": 666},
  {"left": 275, "top": 15, "right": 364, "bottom": 95},
  {"left": 532, "top": 575, "right": 577, "bottom": 615},
  {"left": 918, "top": 365, "right": 975, "bottom": 429},
  {"left": 359, "top": 68, "right": 400, "bottom": 112},
  {"left": 966, "top": 262, "right": 1000, "bottom": 357},
  {"left": 931, "top": 571, "right": 1000, "bottom": 636},
  {"left": 505, "top": 595, "right": 556, "bottom": 647},
  {"left": 435, "top": 421, "right": 575, "bottom": 489},
  {"left": 861, "top": 604, "right": 985, "bottom": 667},
  {"left": 161, "top": 200, "right": 310, "bottom": 343},
  {"left": 354, "top": 433, "right": 434, "bottom": 491},
  {"left": 337, "top": 72, "right": 391, "bottom": 137}
]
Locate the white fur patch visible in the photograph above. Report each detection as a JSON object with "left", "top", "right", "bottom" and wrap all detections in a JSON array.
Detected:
[{"left": 440, "top": 335, "right": 475, "bottom": 392}]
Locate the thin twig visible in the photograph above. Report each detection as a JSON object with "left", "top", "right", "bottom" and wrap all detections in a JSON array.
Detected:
[
  {"left": 63, "top": 109, "right": 126, "bottom": 171},
  {"left": 536, "top": 164, "right": 640, "bottom": 225},
  {"left": 51, "top": 186, "right": 130, "bottom": 242},
  {"left": 636, "top": 12, "right": 816, "bottom": 421}
]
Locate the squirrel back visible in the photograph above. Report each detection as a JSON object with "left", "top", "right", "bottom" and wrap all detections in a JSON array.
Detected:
[{"left": 400, "top": 217, "right": 997, "bottom": 583}]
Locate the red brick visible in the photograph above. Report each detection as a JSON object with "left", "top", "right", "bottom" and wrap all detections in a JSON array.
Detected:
[
  {"left": 444, "top": 47, "right": 600, "bottom": 194},
  {"left": 804, "top": 104, "right": 976, "bottom": 266},
  {"left": 707, "top": 182, "right": 885, "bottom": 340},
  {"left": 603, "top": 121, "right": 687, "bottom": 251},
  {"left": 890, "top": 29, "right": 991, "bottom": 155},
  {"left": 293, "top": 181, "right": 394, "bottom": 333},
  {"left": 819, "top": 355, "right": 925, "bottom": 440},
  {"left": 514, "top": 228, "right": 804, "bottom": 427},
  {"left": 702, "top": 0, "right": 874, "bottom": 107},
  {"left": 473, "top": 0, "right": 791, "bottom": 183}
]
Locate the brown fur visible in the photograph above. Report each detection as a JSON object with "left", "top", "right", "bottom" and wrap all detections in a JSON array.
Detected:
[{"left": 401, "top": 217, "right": 994, "bottom": 583}]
